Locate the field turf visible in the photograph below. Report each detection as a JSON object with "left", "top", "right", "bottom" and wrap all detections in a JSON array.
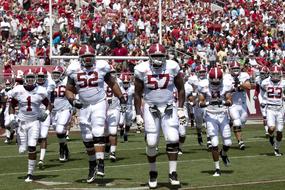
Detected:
[{"left": 0, "top": 124, "right": 285, "bottom": 190}]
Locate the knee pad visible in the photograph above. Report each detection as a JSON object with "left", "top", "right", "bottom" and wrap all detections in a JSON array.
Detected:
[
  {"left": 223, "top": 138, "right": 232, "bottom": 147},
  {"left": 56, "top": 124, "right": 65, "bottom": 134},
  {"left": 146, "top": 133, "right": 159, "bottom": 147},
  {"left": 57, "top": 133, "right": 66, "bottom": 139},
  {"left": 93, "top": 137, "right": 105, "bottom": 145},
  {"left": 28, "top": 146, "right": 36, "bottom": 154},
  {"left": 233, "top": 126, "right": 242, "bottom": 132},
  {"left": 146, "top": 146, "right": 157, "bottom": 157},
  {"left": 211, "top": 136, "right": 219, "bottom": 147},
  {"left": 166, "top": 143, "right": 179, "bottom": 154},
  {"left": 108, "top": 125, "right": 117, "bottom": 136},
  {"left": 233, "top": 119, "right": 242, "bottom": 127}
]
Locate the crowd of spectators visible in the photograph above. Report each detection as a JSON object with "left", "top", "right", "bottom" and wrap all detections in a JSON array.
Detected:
[{"left": 1, "top": 0, "right": 285, "bottom": 78}]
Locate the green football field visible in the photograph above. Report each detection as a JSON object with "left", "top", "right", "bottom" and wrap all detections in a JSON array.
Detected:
[{"left": 1, "top": 124, "right": 285, "bottom": 190}]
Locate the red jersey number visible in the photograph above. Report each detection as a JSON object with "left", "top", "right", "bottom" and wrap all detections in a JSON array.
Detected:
[
  {"left": 267, "top": 87, "right": 282, "bottom": 99},
  {"left": 54, "top": 86, "right": 66, "bottom": 97},
  {"left": 77, "top": 72, "right": 98, "bottom": 88},
  {"left": 147, "top": 74, "right": 170, "bottom": 90}
]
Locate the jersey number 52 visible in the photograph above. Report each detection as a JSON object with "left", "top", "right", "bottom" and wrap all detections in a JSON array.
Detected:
[{"left": 77, "top": 72, "right": 98, "bottom": 88}]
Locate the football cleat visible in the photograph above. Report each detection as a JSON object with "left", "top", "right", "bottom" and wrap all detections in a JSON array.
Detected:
[
  {"left": 239, "top": 141, "right": 245, "bottom": 150},
  {"left": 169, "top": 172, "right": 180, "bottom": 186},
  {"left": 220, "top": 150, "right": 230, "bottom": 167},
  {"left": 4, "top": 138, "right": 11, "bottom": 144},
  {"left": 148, "top": 171, "right": 158, "bottom": 189},
  {"left": 64, "top": 144, "right": 70, "bottom": 161},
  {"left": 198, "top": 135, "right": 203, "bottom": 146},
  {"left": 66, "top": 135, "right": 70, "bottom": 140},
  {"left": 269, "top": 136, "right": 274, "bottom": 146},
  {"left": 25, "top": 174, "right": 34, "bottom": 182},
  {"left": 207, "top": 141, "right": 213, "bottom": 150},
  {"left": 97, "top": 163, "right": 105, "bottom": 177},
  {"left": 109, "top": 152, "right": 116, "bottom": 162},
  {"left": 178, "top": 148, "right": 183, "bottom": 155},
  {"left": 87, "top": 161, "right": 97, "bottom": 183},
  {"left": 59, "top": 146, "right": 65, "bottom": 162},
  {"left": 38, "top": 160, "right": 44, "bottom": 170},
  {"left": 274, "top": 149, "right": 283, "bottom": 157},
  {"left": 213, "top": 169, "right": 221, "bottom": 177}
]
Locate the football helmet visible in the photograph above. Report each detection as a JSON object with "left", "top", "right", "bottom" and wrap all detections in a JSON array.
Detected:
[
  {"left": 148, "top": 43, "right": 166, "bottom": 69},
  {"left": 52, "top": 66, "right": 65, "bottom": 82},
  {"left": 195, "top": 65, "right": 207, "bottom": 79},
  {"left": 209, "top": 67, "right": 223, "bottom": 86},
  {"left": 260, "top": 66, "right": 269, "bottom": 80},
  {"left": 23, "top": 69, "right": 37, "bottom": 90},
  {"left": 78, "top": 45, "right": 96, "bottom": 67},
  {"left": 270, "top": 65, "right": 282, "bottom": 83},
  {"left": 35, "top": 67, "right": 47, "bottom": 85},
  {"left": 120, "top": 73, "right": 131, "bottom": 89},
  {"left": 229, "top": 61, "right": 241, "bottom": 77}
]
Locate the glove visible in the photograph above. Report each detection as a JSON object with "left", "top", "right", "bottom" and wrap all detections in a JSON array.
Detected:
[
  {"left": 177, "top": 108, "right": 187, "bottom": 125},
  {"left": 9, "top": 114, "right": 18, "bottom": 129},
  {"left": 73, "top": 99, "right": 83, "bottom": 109},
  {"left": 253, "top": 96, "right": 257, "bottom": 101},
  {"left": 38, "top": 110, "right": 50, "bottom": 122},
  {"left": 119, "top": 96, "right": 127, "bottom": 113},
  {"left": 136, "top": 115, "right": 144, "bottom": 131}
]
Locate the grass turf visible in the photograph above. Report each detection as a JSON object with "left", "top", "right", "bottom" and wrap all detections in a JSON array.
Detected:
[{"left": 0, "top": 124, "right": 285, "bottom": 190}]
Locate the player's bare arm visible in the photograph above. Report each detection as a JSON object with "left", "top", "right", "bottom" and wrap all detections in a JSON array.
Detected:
[
  {"left": 134, "top": 77, "right": 144, "bottom": 115},
  {"left": 198, "top": 93, "right": 207, "bottom": 108},
  {"left": 224, "top": 91, "right": 233, "bottom": 106},
  {"left": 42, "top": 97, "right": 52, "bottom": 112},
  {"left": 104, "top": 72, "right": 124, "bottom": 100},
  {"left": 174, "top": 73, "right": 185, "bottom": 108},
  {"left": 240, "top": 80, "right": 251, "bottom": 90},
  {"left": 9, "top": 98, "right": 18, "bottom": 115},
  {"left": 65, "top": 76, "right": 77, "bottom": 105}
]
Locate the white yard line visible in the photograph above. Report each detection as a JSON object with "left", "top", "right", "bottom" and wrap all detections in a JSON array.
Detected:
[
  {"left": 35, "top": 187, "right": 149, "bottom": 190},
  {"left": 182, "top": 178, "right": 285, "bottom": 189},
  {"left": 0, "top": 154, "right": 272, "bottom": 177},
  {"left": 0, "top": 138, "right": 271, "bottom": 159}
]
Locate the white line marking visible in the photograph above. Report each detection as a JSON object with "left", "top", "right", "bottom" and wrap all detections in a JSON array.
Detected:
[
  {"left": 0, "top": 154, "right": 274, "bottom": 177},
  {"left": 36, "top": 180, "right": 71, "bottom": 186},
  {"left": 35, "top": 187, "right": 149, "bottom": 190},
  {"left": 182, "top": 178, "right": 285, "bottom": 189},
  {"left": 0, "top": 138, "right": 270, "bottom": 159}
]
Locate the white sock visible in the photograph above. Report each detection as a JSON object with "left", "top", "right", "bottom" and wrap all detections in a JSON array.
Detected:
[
  {"left": 6, "top": 129, "right": 11, "bottom": 138},
  {"left": 169, "top": 161, "right": 177, "bottom": 174},
  {"left": 28, "top": 159, "right": 36, "bottom": 175},
  {"left": 149, "top": 162, "right": 157, "bottom": 172},
  {"left": 96, "top": 152, "right": 104, "bottom": 160},
  {"left": 265, "top": 126, "right": 268, "bottom": 133},
  {"left": 274, "top": 140, "right": 281, "bottom": 150},
  {"left": 214, "top": 161, "right": 220, "bottom": 170},
  {"left": 110, "top": 145, "right": 116, "bottom": 153},
  {"left": 40, "top": 149, "right": 46, "bottom": 161}
]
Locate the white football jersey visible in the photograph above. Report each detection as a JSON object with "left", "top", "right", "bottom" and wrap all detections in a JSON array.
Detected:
[
  {"left": 124, "top": 84, "right": 134, "bottom": 110},
  {"left": 201, "top": 82, "right": 233, "bottom": 113},
  {"left": 224, "top": 72, "right": 250, "bottom": 105},
  {"left": 261, "top": 77, "right": 285, "bottom": 106},
  {"left": 11, "top": 85, "right": 48, "bottom": 122},
  {"left": 53, "top": 77, "right": 72, "bottom": 112},
  {"left": 66, "top": 60, "right": 110, "bottom": 105},
  {"left": 105, "top": 79, "right": 126, "bottom": 110},
  {"left": 134, "top": 60, "right": 180, "bottom": 106}
]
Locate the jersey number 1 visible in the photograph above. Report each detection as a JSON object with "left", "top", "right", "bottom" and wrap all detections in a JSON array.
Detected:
[{"left": 27, "top": 96, "right": 32, "bottom": 112}]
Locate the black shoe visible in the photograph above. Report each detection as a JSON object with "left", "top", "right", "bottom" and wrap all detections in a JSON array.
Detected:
[
  {"left": 269, "top": 136, "right": 274, "bottom": 146},
  {"left": 123, "top": 134, "right": 128, "bottom": 142},
  {"left": 87, "top": 161, "right": 97, "bottom": 183},
  {"left": 97, "top": 162, "right": 105, "bottom": 177},
  {"left": 178, "top": 148, "right": 183, "bottom": 155},
  {"left": 213, "top": 169, "right": 221, "bottom": 177},
  {"left": 59, "top": 146, "right": 65, "bottom": 162},
  {"left": 220, "top": 150, "right": 230, "bottom": 167},
  {"left": 169, "top": 172, "right": 180, "bottom": 186},
  {"left": 238, "top": 141, "right": 245, "bottom": 150},
  {"left": 198, "top": 135, "right": 203, "bottom": 146},
  {"left": 274, "top": 149, "right": 283, "bottom": 157},
  {"left": 148, "top": 171, "right": 158, "bottom": 189},
  {"left": 25, "top": 174, "right": 34, "bottom": 182},
  {"left": 64, "top": 144, "right": 70, "bottom": 161},
  {"left": 109, "top": 152, "right": 116, "bottom": 162}
]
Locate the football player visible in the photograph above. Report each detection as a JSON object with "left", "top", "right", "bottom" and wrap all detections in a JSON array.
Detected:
[
  {"left": 261, "top": 65, "right": 285, "bottom": 156},
  {"left": 119, "top": 72, "right": 135, "bottom": 142},
  {"left": 104, "top": 66, "right": 126, "bottom": 162},
  {"left": 224, "top": 61, "right": 251, "bottom": 150},
  {"left": 51, "top": 65, "right": 72, "bottom": 162},
  {"left": 65, "top": 45, "right": 126, "bottom": 183},
  {"left": 35, "top": 67, "right": 56, "bottom": 169},
  {"left": 134, "top": 43, "right": 186, "bottom": 188},
  {"left": 254, "top": 66, "right": 270, "bottom": 136},
  {"left": 9, "top": 69, "right": 51, "bottom": 182},
  {"left": 198, "top": 67, "right": 233, "bottom": 176}
]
